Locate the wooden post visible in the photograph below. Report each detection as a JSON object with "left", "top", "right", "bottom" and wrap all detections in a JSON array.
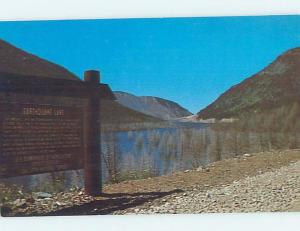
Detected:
[{"left": 84, "top": 70, "right": 102, "bottom": 196}]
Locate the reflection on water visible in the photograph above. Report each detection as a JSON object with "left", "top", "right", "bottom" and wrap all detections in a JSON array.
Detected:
[
  {"left": 101, "top": 121, "right": 300, "bottom": 183},
  {"left": 2, "top": 122, "right": 300, "bottom": 190},
  {"left": 101, "top": 123, "right": 210, "bottom": 182}
]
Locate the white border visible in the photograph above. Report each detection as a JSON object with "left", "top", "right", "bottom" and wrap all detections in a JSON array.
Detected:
[
  {"left": 0, "top": 0, "right": 299, "bottom": 21},
  {"left": 0, "top": 0, "right": 299, "bottom": 230},
  {"left": 1, "top": 213, "right": 300, "bottom": 231}
]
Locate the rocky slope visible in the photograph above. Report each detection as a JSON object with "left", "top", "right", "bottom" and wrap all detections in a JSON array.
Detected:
[
  {"left": 197, "top": 47, "right": 300, "bottom": 119},
  {"left": 114, "top": 91, "right": 192, "bottom": 120}
]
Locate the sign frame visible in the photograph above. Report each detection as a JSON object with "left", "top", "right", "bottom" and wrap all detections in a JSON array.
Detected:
[{"left": 0, "top": 70, "right": 115, "bottom": 196}]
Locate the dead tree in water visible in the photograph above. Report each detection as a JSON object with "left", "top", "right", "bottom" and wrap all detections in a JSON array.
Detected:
[
  {"left": 102, "top": 132, "right": 118, "bottom": 183},
  {"left": 214, "top": 129, "right": 222, "bottom": 161}
]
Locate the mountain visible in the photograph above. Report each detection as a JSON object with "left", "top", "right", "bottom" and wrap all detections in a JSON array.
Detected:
[
  {"left": 0, "top": 38, "right": 160, "bottom": 124},
  {"left": 114, "top": 91, "right": 193, "bottom": 120},
  {"left": 0, "top": 39, "right": 79, "bottom": 81},
  {"left": 197, "top": 47, "right": 300, "bottom": 119},
  {"left": 100, "top": 100, "right": 160, "bottom": 124}
]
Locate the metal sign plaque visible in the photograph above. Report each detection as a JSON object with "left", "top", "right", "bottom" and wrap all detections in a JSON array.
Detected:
[{"left": 0, "top": 103, "right": 84, "bottom": 177}]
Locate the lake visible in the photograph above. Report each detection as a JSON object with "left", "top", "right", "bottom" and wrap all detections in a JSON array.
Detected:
[{"left": 2, "top": 121, "right": 298, "bottom": 191}]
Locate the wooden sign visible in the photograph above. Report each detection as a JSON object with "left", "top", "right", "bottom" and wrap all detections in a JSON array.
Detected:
[
  {"left": 0, "top": 103, "right": 83, "bottom": 178},
  {"left": 0, "top": 70, "right": 115, "bottom": 196}
]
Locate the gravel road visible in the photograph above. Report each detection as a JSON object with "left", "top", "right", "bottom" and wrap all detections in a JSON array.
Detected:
[{"left": 115, "top": 160, "right": 300, "bottom": 214}]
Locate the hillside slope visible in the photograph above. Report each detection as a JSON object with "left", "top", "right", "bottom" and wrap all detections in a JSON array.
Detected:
[
  {"left": 0, "top": 39, "right": 79, "bottom": 80},
  {"left": 101, "top": 100, "right": 160, "bottom": 124},
  {"left": 197, "top": 47, "right": 300, "bottom": 119},
  {"left": 115, "top": 91, "right": 192, "bottom": 120},
  {"left": 0, "top": 38, "right": 161, "bottom": 124}
]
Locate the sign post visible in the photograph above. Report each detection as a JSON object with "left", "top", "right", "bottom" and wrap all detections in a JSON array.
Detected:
[{"left": 84, "top": 70, "right": 102, "bottom": 196}]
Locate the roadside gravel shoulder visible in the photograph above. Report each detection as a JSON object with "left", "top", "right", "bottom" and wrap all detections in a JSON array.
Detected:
[
  {"left": 287, "top": 199, "right": 300, "bottom": 212},
  {"left": 115, "top": 159, "right": 300, "bottom": 214}
]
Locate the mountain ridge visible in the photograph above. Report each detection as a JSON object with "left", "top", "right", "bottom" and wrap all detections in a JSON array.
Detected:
[
  {"left": 197, "top": 47, "right": 300, "bottom": 119},
  {"left": 114, "top": 91, "right": 192, "bottom": 120},
  {"left": 0, "top": 39, "right": 79, "bottom": 81}
]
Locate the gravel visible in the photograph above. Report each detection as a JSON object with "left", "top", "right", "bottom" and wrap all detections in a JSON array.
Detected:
[
  {"left": 115, "top": 160, "right": 300, "bottom": 214},
  {"left": 1, "top": 189, "right": 95, "bottom": 216}
]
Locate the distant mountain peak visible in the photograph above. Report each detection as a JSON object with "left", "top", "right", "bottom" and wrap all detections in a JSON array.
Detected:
[{"left": 114, "top": 91, "right": 192, "bottom": 120}]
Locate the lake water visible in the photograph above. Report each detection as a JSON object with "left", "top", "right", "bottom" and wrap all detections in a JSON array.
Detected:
[
  {"left": 101, "top": 122, "right": 210, "bottom": 182},
  {"left": 2, "top": 121, "right": 299, "bottom": 191}
]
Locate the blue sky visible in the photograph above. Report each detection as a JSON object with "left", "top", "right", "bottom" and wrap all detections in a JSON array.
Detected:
[{"left": 0, "top": 15, "right": 299, "bottom": 113}]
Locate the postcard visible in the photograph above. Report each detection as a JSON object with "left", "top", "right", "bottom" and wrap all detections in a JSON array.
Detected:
[{"left": 0, "top": 15, "right": 299, "bottom": 217}]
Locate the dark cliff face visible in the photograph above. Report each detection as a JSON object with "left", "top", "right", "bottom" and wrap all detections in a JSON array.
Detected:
[
  {"left": 0, "top": 39, "right": 79, "bottom": 80},
  {"left": 197, "top": 47, "right": 300, "bottom": 119},
  {"left": 114, "top": 91, "right": 192, "bottom": 120}
]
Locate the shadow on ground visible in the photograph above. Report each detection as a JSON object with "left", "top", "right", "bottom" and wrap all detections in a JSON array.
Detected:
[
  {"left": 5, "top": 189, "right": 182, "bottom": 216},
  {"left": 46, "top": 189, "right": 183, "bottom": 216}
]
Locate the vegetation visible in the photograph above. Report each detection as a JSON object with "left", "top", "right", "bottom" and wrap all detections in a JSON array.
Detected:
[
  {"left": 236, "top": 102, "right": 300, "bottom": 132},
  {"left": 211, "top": 101, "right": 300, "bottom": 155}
]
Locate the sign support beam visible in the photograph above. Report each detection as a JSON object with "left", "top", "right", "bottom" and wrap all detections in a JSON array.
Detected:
[{"left": 84, "top": 70, "right": 102, "bottom": 196}]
